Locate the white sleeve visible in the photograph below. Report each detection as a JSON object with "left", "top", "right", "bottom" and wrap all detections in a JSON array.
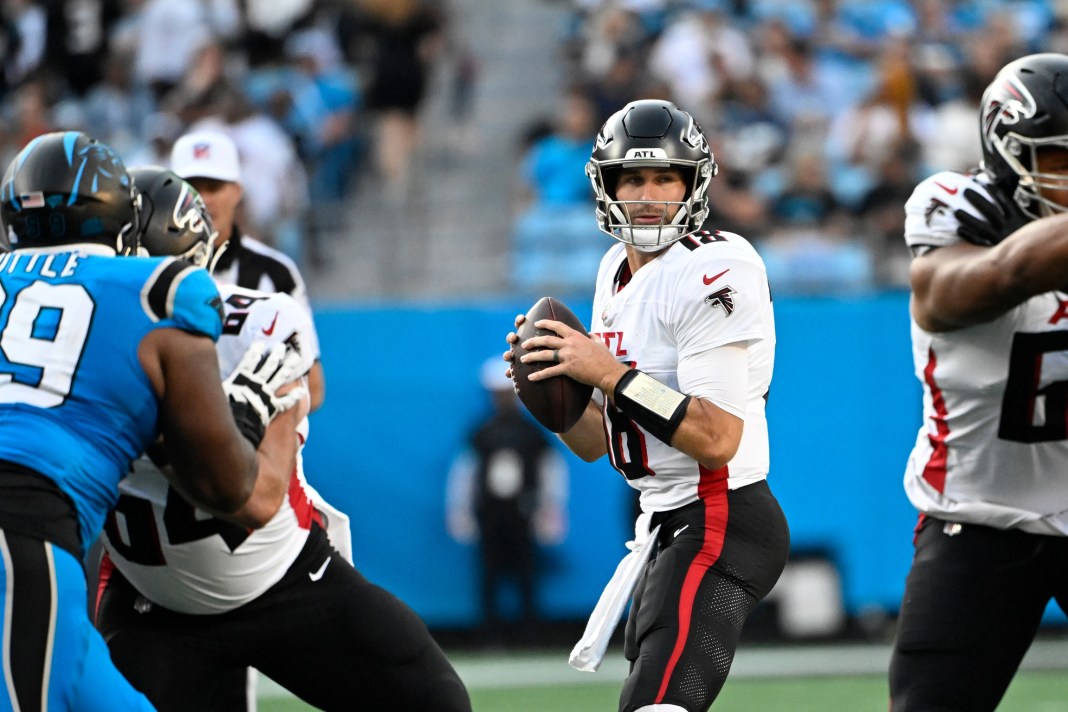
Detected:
[{"left": 677, "top": 343, "right": 748, "bottom": 420}]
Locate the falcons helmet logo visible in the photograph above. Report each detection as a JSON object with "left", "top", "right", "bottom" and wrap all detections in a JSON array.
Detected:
[
  {"left": 981, "top": 72, "right": 1037, "bottom": 155},
  {"left": 704, "top": 286, "right": 736, "bottom": 315}
]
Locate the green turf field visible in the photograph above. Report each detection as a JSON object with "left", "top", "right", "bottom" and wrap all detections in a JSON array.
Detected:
[
  {"left": 461, "top": 671, "right": 1068, "bottom": 712},
  {"left": 257, "top": 659, "right": 1068, "bottom": 711}
]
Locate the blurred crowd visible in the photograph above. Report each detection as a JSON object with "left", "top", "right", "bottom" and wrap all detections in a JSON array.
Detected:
[
  {"left": 513, "top": 0, "right": 1067, "bottom": 295},
  {"left": 8, "top": 0, "right": 1068, "bottom": 298},
  {"left": 0, "top": 0, "right": 449, "bottom": 268}
]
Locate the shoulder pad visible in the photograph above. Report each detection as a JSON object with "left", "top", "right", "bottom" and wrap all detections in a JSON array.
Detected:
[{"left": 141, "top": 258, "right": 199, "bottom": 322}]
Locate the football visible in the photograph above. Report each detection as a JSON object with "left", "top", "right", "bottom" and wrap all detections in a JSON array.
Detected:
[{"left": 511, "top": 297, "right": 594, "bottom": 433}]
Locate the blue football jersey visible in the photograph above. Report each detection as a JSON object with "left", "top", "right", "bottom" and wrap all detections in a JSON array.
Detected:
[{"left": 0, "top": 247, "right": 222, "bottom": 554}]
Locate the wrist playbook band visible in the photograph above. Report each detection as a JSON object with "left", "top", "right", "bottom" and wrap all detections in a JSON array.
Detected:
[{"left": 613, "top": 369, "right": 691, "bottom": 445}]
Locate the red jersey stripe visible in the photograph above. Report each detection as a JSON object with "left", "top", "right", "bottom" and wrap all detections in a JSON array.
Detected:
[
  {"left": 94, "top": 552, "right": 116, "bottom": 620},
  {"left": 286, "top": 469, "right": 323, "bottom": 530},
  {"left": 655, "top": 465, "right": 730, "bottom": 703},
  {"left": 921, "top": 347, "right": 950, "bottom": 493}
]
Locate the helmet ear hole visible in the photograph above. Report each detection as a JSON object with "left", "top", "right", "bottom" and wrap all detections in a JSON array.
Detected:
[
  {"left": 601, "top": 167, "right": 622, "bottom": 199},
  {"left": 678, "top": 167, "right": 696, "bottom": 199}
]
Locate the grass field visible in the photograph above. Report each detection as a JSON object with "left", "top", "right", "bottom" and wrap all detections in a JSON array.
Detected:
[
  {"left": 258, "top": 671, "right": 1068, "bottom": 711},
  {"left": 255, "top": 642, "right": 1068, "bottom": 711}
]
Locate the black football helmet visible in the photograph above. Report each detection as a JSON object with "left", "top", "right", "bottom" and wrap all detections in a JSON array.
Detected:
[
  {"left": 980, "top": 53, "right": 1068, "bottom": 219},
  {"left": 0, "top": 131, "right": 139, "bottom": 252},
  {"left": 586, "top": 100, "right": 717, "bottom": 251},
  {"left": 130, "top": 165, "right": 216, "bottom": 269}
]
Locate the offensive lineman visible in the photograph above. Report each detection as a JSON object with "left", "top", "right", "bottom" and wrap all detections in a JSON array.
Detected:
[
  {"left": 889, "top": 53, "right": 1068, "bottom": 710},
  {"left": 95, "top": 167, "right": 472, "bottom": 712},
  {"left": 0, "top": 133, "right": 302, "bottom": 710},
  {"left": 507, "top": 100, "right": 789, "bottom": 711}
]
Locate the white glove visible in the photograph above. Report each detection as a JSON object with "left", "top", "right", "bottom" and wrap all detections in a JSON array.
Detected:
[{"left": 223, "top": 341, "right": 307, "bottom": 445}]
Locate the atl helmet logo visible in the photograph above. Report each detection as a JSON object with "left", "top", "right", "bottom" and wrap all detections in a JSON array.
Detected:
[
  {"left": 624, "top": 148, "right": 668, "bottom": 160},
  {"left": 981, "top": 73, "right": 1037, "bottom": 152}
]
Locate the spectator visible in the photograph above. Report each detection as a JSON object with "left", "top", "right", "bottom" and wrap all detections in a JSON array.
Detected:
[
  {"left": 770, "top": 151, "right": 840, "bottom": 226},
  {"left": 122, "top": 110, "right": 183, "bottom": 168},
  {"left": 647, "top": 2, "right": 754, "bottom": 123},
  {"left": 824, "top": 37, "right": 933, "bottom": 207},
  {"left": 766, "top": 35, "right": 855, "bottom": 150},
  {"left": 3, "top": 0, "right": 45, "bottom": 90},
  {"left": 854, "top": 145, "right": 917, "bottom": 288},
  {"left": 511, "top": 87, "right": 602, "bottom": 294},
  {"left": 131, "top": 0, "right": 212, "bottom": 101},
  {"left": 42, "top": 0, "right": 122, "bottom": 96},
  {"left": 919, "top": 65, "right": 985, "bottom": 174},
  {"left": 279, "top": 26, "right": 362, "bottom": 250},
  {"left": 81, "top": 47, "right": 155, "bottom": 158},
  {"left": 356, "top": 0, "right": 445, "bottom": 200}
]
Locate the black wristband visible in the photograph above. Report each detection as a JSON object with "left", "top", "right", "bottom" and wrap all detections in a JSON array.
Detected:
[
  {"left": 612, "top": 368, "right": 691, "bottom": 445},
  {"left": 229, "top": 400, "right": 265, "bottom": 448}
]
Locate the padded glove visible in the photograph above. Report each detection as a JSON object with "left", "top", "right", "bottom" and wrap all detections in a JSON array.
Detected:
[
  {"left": 223, "top": 341, "right": 306, "bottom": 446},
  {"left": 954, "top": 187, "right": 1028, "bottom": 246}
]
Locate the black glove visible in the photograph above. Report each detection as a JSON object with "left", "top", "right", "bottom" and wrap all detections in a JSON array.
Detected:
[
  {"left": 223, "top": 342, "right": 306, "bottom": 447},
  {"left": 953, "top": 187, "right": 1029, "bottom": 246}
]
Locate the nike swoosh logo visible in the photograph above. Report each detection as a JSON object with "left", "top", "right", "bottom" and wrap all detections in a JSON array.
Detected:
[
  {"left": 308, "top": 556, "right": 331, "bottom": 582},
  {"left": 262, "top": 312, "right": 279, "bottom": 336},
  {"left": 703, "top": 269, "right": 729, "bottom": 285},
  {"left": 933, "top": 181, "right": 959, "bottom": 195},
  {"left": 673, "top": 524, "right": 689, "bottom": 538}
]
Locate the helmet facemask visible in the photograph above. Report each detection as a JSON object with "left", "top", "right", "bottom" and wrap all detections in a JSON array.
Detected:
[
  {"left": 117, "top": 189, "right": 142, "bottom": 256},
  {"left": 988, "top": 132, "right": 1068, "bottom": 219},
  {"left": 588, "top": 160, "right": 714, "bottom": 252}
]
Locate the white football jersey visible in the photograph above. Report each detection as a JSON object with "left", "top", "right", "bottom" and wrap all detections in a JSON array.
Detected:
[
  {"left": 591, "top": 232, "right": 775, "bottom": 513},
  {"left": 903, "top": 170, "right": 1068, "bottom": 535},
  {"left": 103, "top": 285, "right": 347, "bottom": 614}
]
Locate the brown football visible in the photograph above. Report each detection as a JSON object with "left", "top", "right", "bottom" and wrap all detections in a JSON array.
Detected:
[{"left": 511, "top": 297, "right": 594, "bottom": 433}]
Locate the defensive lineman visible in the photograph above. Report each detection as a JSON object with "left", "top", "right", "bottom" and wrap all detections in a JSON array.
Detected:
[{"left": 0, "top": 133, "right": 301, "bottom": 710}]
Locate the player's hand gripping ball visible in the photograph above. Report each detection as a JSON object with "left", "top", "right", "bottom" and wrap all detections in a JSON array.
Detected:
[{"left": 511, "top": 297, "right": 594, "bottom": 433}]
